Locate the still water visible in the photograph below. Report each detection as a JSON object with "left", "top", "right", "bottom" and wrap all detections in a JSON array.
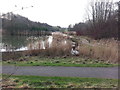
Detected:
[{"left": 0, "top": 35, "right": 50, "bottom": 52}]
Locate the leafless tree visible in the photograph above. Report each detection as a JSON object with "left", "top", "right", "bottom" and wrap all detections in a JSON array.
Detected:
[
  {"left": 86, "top": 0, "right": 118, "bottom": 39},
  {"left": 118, "top": 1, "right": 120, "bottom": 40}
]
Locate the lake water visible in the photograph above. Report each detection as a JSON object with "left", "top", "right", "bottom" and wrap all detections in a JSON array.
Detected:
[
  {"left": 0, "top": 35, "right": 49, "bottom": 52},
  {"left": 0, "top": 34, "right": 61, "bottom": 52}
]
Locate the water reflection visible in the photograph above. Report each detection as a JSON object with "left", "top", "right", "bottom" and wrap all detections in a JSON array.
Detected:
[
  {"left": 1, "top": 33, "right": 72, "bottom": 52},
  {"left": 0, "top": 35, "right": 55, "bottom": 52},
  {"left": 1, "top": 35, "right": 32, "bottom": 52}
]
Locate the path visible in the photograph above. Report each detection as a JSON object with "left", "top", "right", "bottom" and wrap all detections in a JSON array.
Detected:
[{"left": 1, "top": 65, "right": 119, "bottom": 79}]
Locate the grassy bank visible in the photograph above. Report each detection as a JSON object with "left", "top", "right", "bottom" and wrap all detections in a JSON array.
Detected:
[
  {"left": 3, "top": 56, "right": 118, "bottom": 67},
  {"left": 2, "top": 75, "right": 119, "bottom": 88}
]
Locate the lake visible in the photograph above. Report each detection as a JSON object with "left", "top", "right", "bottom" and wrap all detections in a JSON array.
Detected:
[{"left": 0, "top": 35, "right": 49, "bottom": 52}]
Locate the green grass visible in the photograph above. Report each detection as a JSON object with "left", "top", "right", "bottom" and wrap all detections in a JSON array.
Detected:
[
  {"left": 2, "top": 56, "right": 118, "bottom": 67},
  {"left": 2, "top": 74, "right": 119, "bottom": 88}
]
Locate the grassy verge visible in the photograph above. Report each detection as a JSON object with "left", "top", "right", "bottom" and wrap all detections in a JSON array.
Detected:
[
  {"left": 2, "top": 56, "right": 118, "bottom": 67},
  {"left": 2, "top": 74, "right": 119, "bottom": 88}
]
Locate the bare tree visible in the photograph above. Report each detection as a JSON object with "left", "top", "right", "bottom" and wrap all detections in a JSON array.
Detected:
[
  {"left": 86, "top": 0, "right": 118, "bottom": 39},
  {"left": 118, "top": 1, "right": 120, "bottom": 40}
]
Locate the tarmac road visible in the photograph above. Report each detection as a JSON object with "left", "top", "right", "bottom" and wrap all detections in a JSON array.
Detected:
[{"left": 1, "top": 65, "right": 119, "bottom": 79}]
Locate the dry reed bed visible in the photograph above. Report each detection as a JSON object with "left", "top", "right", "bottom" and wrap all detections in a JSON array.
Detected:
[
  {"left": 79, "top": 38, "right": 118, "bottom": 63},
  {"left": 25, "top": 33, "right": 72, "bottom": 56},
  {"left": 25, "top": 33, "right": 118, "bottom": 63}
]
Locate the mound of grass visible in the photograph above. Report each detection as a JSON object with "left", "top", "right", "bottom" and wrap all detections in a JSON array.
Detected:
[
  {"left": 3, "top": 56, "right": 118, "bottom": 67},
  {"left": 3, "top": 56, "right": 117, "bottom": 67},
  {"left": 2, "top": 74, "right": 119, "bottom": 88}
]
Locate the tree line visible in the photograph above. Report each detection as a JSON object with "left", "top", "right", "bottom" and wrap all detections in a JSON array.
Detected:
[
  {"left": 2, "top": 13, "right": 58, "bottom": 36},
  {"left": 68, "top": 0, "right": 119, "bottom": 40}
]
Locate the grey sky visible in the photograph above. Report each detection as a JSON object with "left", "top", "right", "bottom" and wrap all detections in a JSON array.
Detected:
[{"left": 0, "top": 0, "right": 119, "bottom": 27}]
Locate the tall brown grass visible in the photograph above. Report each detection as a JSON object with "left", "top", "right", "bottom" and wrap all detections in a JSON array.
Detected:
[
  {"left": 24, "top": 33, "right": 72, "bottom": 57},
  {"left": 78, "top": 38, "right": 118, "bottom": 63},
  {"left": 24, "top": 33, "right": 118, "bottom": 63}
]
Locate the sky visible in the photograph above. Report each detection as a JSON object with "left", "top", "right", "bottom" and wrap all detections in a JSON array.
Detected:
[{"left": 0, "top": 0, "right": 119, "bottom": 27}]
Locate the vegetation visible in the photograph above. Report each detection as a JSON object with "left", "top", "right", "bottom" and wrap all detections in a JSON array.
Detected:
[
  {"left": 2, "top": 13, "right": 60, "bottom": 36},
  {"left": 24, "top": 35, "right": 118, "bottom": 64},
  {"left": 2, "top": 75, "right": 119, "bottom": 88},
  {"left": 68, "top": 0, "right": 118, "bottom": 39},
  {"left": 76, "top": 36, "right": 118, "bottom": 63},
  {"left": 3, "top": 56, "right": 118, "bottom": 67},
  {"left": 2, "top": 35, "right": 118, "bottom": 64}
]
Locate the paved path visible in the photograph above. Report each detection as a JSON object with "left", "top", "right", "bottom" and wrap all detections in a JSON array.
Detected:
[{"left": 1, "top": 65, "right": 119, "bottom": 79}]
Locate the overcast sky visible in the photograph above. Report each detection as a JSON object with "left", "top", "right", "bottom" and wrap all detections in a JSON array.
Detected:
[{"left": 0, "top": 0, "right": 119, "bottom": 27}]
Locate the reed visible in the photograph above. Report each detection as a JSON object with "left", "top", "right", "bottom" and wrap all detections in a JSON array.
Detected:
[
  {"left": 25, "top": 33, "right": 72, "bottom": 57},
  {"left": 24, "top": 33, "right": 118, "bottom": 63},
  {"left": 79, "top": 38, "right": 118, "bottom": 63}
]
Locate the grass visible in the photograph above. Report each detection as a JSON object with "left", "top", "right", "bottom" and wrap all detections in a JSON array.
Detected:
[
  {"left": 77, "top": 36, "right": 118, "bottom": 63},
  {"left": 2, "top": 74, "right": 119, "bottom": 88},
  {"left": 2, "top": 56, "right": 118, "bottom": 67}
]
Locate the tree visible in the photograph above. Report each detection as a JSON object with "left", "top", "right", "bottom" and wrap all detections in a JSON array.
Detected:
[
  {"left": 68, "top": 24, "right": 73, "bottom": 31},
  {"left": 86, "top": 0, "right": 118, "bottom": 39},
  {"left": 118, "top": 1, "right": 120, "bottom": 40},
  {"left": 71, "top": 23, "right": 87, "bottom": 35}
]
